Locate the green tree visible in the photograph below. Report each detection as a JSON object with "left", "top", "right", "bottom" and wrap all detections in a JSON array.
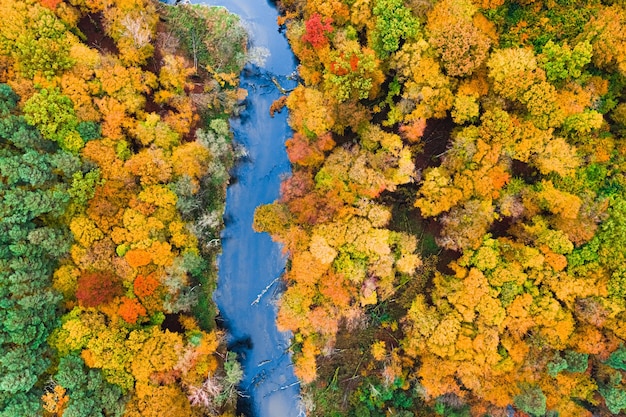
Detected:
[
  {"left": 23, "top": 88, "right": 82, "bottom": 152},
  {"left": 371, "top": 0, "right": 419, "bottom": 58},
  {"left": 0, "top": 84, "right": 76, "bottom": 415},
  {"left": 514, "top": 384, "right": 547, "bottom": 417}
]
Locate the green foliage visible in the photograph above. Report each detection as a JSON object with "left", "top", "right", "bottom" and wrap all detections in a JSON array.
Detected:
[
  {"left": 548, "top": 350, "right": 589, "bottom": 376},
  {"left": 0, "top": 393, "right": 42, "bottom": 417},
  {"left": 562, "top": 110, "right": 604, "bottom": 135},
  {"left": 68, "top": 169, "right": 102, "bottom": 206},
  {"left": 0, "top": 84, "right": 75, "bottom": 415},
  {"left": 22, "top": 88, "right": 82, "bottom": 152},
  {"left": 433, "top": 400, "right": 471, "bottom": 417},
  {"left": 592, "top": 199, "right": 626, "bottom": 296},
  {"left": 351, "top": 378, "right": 415, "bottom": 416},
  {"left": 514, "top": 384, "right": 547, "bottom": 417},
  {"left": 547, "top": 355, "right": 568, "bottom": 377},
  {"left": 539, "top": 40, "right": 592, "bottom": 83},
  {"left": 599, "top": 370, "right": 626, "bottom": 415},
  {"left": 166, "top": 4, "right": 248, "bottom": 73},
  {"left": 564, "top": 350, "right": 589, "bottom": 373},
  {"left": 55, "top": 354, "right": 124, "bottom": 417},
  {"left": 76, "top": 121, "right": 102, "bottom": 142},
  {"left": 606, "top": 345, "right": 626, "bottom": 371},
  {"left": 0, "top": 84, "right": 18, "bottom": 117},
  {"left": 371, "top": 0, "right": 419, "bottom": 58}
]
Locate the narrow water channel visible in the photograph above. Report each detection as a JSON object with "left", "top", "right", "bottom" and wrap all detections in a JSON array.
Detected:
[{"left": 195, "top": 0, "right": 302, "bottom": 416}]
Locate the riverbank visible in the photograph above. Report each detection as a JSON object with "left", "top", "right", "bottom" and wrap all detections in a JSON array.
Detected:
[{"left": 201, "top": 0, "right": 304, "bottom": 415}]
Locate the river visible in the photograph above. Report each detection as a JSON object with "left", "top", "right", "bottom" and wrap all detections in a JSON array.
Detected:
[{"left": 191, "top": 0, "right": 302, "bottom": 416}]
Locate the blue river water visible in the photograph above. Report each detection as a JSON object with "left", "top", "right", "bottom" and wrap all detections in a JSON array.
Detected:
[{"left": 190, "top": 0, "right": 302, "bottom": 416}]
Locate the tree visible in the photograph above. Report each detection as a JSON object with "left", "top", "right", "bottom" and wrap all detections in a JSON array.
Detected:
[
  {"left": 55, "top": 354, "right": 124, "bottom": 417},
  {"left": 302, "top": 13, "right": 333, "bottom": 48},
  {"left": 582, "top": 5, "right": 626, "bottom": 76},
  {"left": 323, "top": 41, "right": 384, "bottom": 102},
  {"left": 75, "top": 271, "right": 123, "bottom": 307},
  {"left": 514, "top": 384, "right": 547, "bottom": 417},
  {"left": 0, "top": 1, "right": 74, "bottom": 79},
  {"left": 487, "top": 47, "right": 544, "bottom": 101},
  {"left": 371, "top": 0, "right": 419, "bottom": 58},
  {"left": 538, "top": 40, "right": 592, "bottom": 84},
  {"left": 165, "top": 4, "right": 248, "bottom": 73},
  {"left": 426, "top": 0, "right": 491, "bottom": 77},
  {"left": 0, "top": 84, "right": 75, "bottom": 415},
  {"left": 22, "top": 88, "right": 82, "bottom": 152}
]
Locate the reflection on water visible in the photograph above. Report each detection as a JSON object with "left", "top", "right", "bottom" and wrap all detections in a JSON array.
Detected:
[
  {"left": 215, "top": 65, "right": 302, "bottom": 417},
  {"left": 190, "top": 0, "right": 302, "bottom": 415}
]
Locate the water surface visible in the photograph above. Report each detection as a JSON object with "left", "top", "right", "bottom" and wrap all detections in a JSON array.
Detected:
[{"left": 197, "top": 0, "right": 302, "bottom": 415}]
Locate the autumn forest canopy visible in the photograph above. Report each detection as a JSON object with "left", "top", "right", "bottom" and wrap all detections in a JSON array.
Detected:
[
  {"left": 3, "top": 0, "right": 626, "bottom": 416},
  {"left": 254, "top": 0, "right": 626, "bottom": 415},
  {"left": 0, "top": 0, "right": 248, "bottom": 416}
]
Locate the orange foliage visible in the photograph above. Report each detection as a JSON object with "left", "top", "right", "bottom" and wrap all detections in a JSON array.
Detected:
[
  {"left": 42, "top": 385, "right": 69, "bottom": 415},
  {"left": 319, "top": 272, "right": 352, "bottom": 308},
  {"left": 294, "top": 339, "right": 319, "bottom": 384},
  {"left": 40, "top": 0, "right": 62, "bottom": 9},
  {"left": 125, "top": 249, "right": 152, "bottom": 268},
  {"left": 286, "top": 133, "right": 325, "bottom": 167},
  {"left": 118, "top": 296, "right": 147, "bottom": 324},
  {"left": 134, "top": 273, "right": 161, "bottom": 297},
  {"left": 125, "top": 148, "right": 173, "bottom": 186},
  {"left": 96, "top": 97, "right": 131, "bottom": 141},
  {"left": 399, "top": 118, "right": 426, "bottom": 143}
]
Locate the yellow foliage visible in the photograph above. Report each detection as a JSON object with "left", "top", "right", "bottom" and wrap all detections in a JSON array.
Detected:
[
  {"left": 286, "top": 85, "right": 335, "bottom": 136},
  {"left": 294, "top": 338, "right": 320, "bottom": 384},
  {"left": 427, "top": 313, "right": 461, "bottom": 358},
  {"left": 150, "top": 241, "right": 175, "bottom": 267},
  {"left": 415, "top": 167, "right": 464, "bottom": 216},
  {"left": 536, "top": 180, "right": 582, "bottom": 219},
  {"left": 309, "top": 233, "right": 338, "bottom": 264},
  {"left": 53, "top": 265, "right": 80, "bottom": 298},
  {"left": 130, "top": 327, "right": 184, "bottom": 383},
  {"left": 70, "top": 215, "right": 104, "bottom": 247},
  {"left": 171, "top": 141, "right": 211, "bottom": 180}
]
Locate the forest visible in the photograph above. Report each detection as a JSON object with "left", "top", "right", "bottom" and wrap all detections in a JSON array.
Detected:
[
  {"left": 253, "top": 0, "right": 626, "bottom": 415},
  {"left": 0, "top": 0, "right": 248, "bottom": 416},
  {"left": 3, "top": 0, "right": 626, "bottom": 416}
]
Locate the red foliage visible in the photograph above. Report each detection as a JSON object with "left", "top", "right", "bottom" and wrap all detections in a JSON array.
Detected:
[
  {"left": 329, "top": 60, "right": 349, "bottom": 76},
  {"left": 302, "top": 13, "right": 334, "bottom": 48},
  {"left": 280, "top": 171, "right": 315, "bottom": 202},
  {"left": 287, "top": 192, "right": 337, "bottom": 225},
  {"left": 76, "top": 271, "right": 123, "bottom": 307},
  {"left": 133, "top": 273, "right": 161, "bottom": 298},
  {"left": 286, "top": 133, "right": 324, "bottom": 167},
  {"left": 349, "top": 54, "right": 359, "bottom": 71},
  {"left": 118, "top": 296, "right": 147, "bottom": 324}
]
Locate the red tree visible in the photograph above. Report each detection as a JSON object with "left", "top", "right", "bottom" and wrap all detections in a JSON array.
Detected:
[
  {"left": 302, "top": 14, "right": 334, "bottom": 48},
  {"left": 76, "top": 271, "right": 123, "bottom": 307}
]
